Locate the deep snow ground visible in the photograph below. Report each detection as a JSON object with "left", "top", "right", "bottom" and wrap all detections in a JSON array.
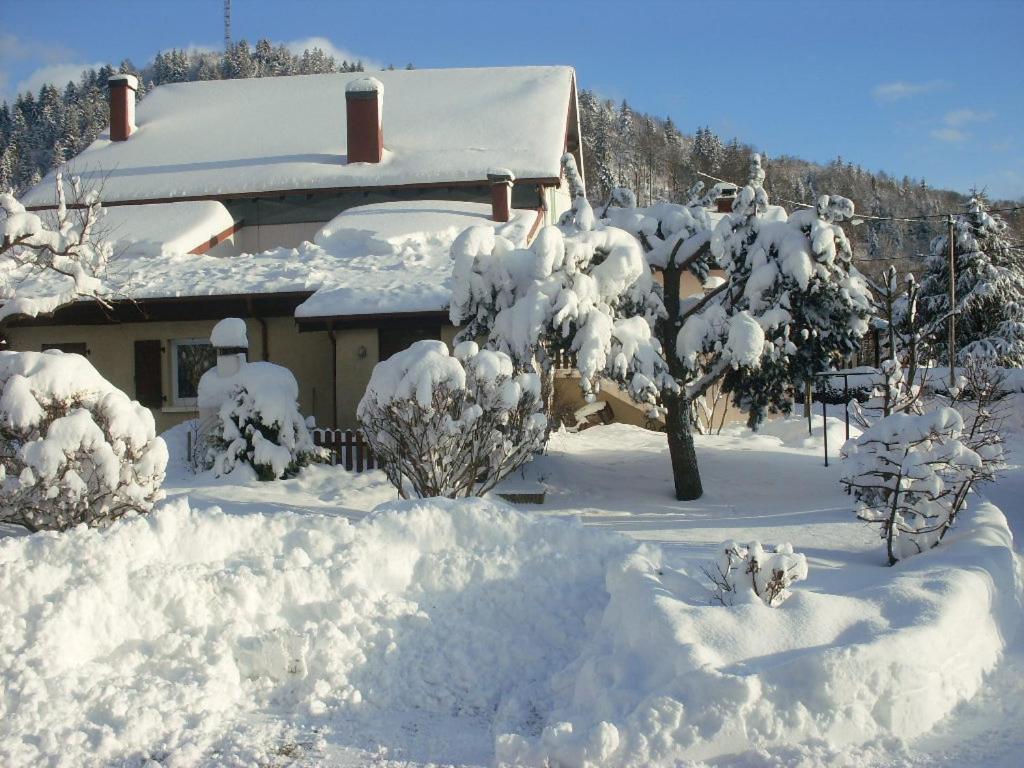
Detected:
[{"left": 1, "top": 413, "right": 1020, "bottom": 767}]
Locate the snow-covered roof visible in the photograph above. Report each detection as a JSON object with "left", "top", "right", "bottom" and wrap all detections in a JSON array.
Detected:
[
  {"left": 100, "top": 200, "right": 233, "bottom": 257},
  {"left": 1, "top": 200, "right": 537, "bottom": 319},
  {"left": 22, "top": 66, "right": 576, "bottom": 206}
]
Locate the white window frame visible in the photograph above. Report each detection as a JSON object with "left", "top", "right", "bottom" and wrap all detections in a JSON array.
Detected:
[{"left": 169, "top": 338, "right": 215, "bottom": 407}]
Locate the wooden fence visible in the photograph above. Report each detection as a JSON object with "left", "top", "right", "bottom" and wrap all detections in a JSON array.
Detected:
[{"left": 312, "top": 428, "right": 378, "bottom": 471}]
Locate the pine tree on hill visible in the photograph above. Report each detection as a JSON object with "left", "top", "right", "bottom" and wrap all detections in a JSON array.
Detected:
[{"left": 916, "top": 197, "right": 1024, "bottom": 366}]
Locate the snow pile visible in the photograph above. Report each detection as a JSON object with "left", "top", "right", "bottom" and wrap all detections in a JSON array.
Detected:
[
  {"left": 0, "top": 350, "right": 167, "bottom": 530},
  {"left": 497, "top": 499, "right": 1022, "bottom": 766},
  {"left": 0, "top": 496, "right": 635, "bottom": 767},
  {"left": 209, "top": 316, "right": 248, "bottom": 348},
  {"left": 358, "top": 340, "right": 546, "bottom": 498},
  {"left": 198, "top": 358, "right": 320, "bottom": 480}
]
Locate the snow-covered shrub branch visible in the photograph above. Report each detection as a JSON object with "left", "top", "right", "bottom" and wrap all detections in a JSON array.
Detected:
[
  {"left": 0, "top": 172, "right": 113, "bottom": 322},
  {"left": 701, "top": 540, "right": 808, "bottom": 607},
  {"left": 358, "top": 340, "right": 546, "bottom": 499},
  {"left": 199, "top": 359, "right": 323, "bottom": 481},
  {"left": 0, "top": 350, "right": 167, "bottom": 531},
  {"left": 840, "top": 404, "right": 1002, "bottom": 565}
]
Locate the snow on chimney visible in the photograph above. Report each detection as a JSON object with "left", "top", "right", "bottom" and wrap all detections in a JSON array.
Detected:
[
  {"left": 108, "top": 74, "right": 138, "bottom": 142},
  {"left": 487, "top": 169, "right": 515, "bottom": 223},
  {"left": 346, "top": 76, "right": 384, "bottom": 164}
]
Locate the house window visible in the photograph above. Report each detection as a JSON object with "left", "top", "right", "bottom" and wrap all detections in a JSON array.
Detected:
[
  {"left": 170, "top": 339, "right": 216, "bottom": 406},
  {"left": 42, "top": 342, "right": 88, "bottom": 355},
  {"left": 378, "top": 325, "right": 441, "bottom": 361}
]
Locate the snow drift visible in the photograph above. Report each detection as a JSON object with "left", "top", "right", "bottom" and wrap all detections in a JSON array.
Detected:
[{"left": 0, "top": 494, "right": 1018, "bottom": 766}]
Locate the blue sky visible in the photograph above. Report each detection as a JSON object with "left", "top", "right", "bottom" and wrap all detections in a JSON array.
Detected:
[{"left": 2, "top": 0, "right": 1022, "bottom": 199}]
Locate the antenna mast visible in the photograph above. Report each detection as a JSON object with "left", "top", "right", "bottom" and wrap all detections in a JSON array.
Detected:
[{"left": 224, "top": 0, "right": 232, "bottom": 51}]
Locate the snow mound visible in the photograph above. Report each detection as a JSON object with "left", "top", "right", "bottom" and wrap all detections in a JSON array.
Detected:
[
  {"left": 0, "top": 497, "right": 634, "bottom": 767},
  {"left": 209, "top": 317, "right": 248, "bottom": 349},
  {"left": 1, "top": 490, "right": 1018, "bottom": 766}
]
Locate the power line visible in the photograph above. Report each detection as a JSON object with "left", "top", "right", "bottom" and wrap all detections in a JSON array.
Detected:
[{"left": 694, "top": 170, "right": 1024, "bottom": 224}]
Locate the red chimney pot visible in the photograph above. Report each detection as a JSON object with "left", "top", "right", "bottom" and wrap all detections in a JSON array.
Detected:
[
  {"left": 346, "top": 77, "right": 384, "bottom": 164},
  {"left": 108, "top": 74, "right": 138, "bottom": 142},
  {"left": 488, "top": 169, "right": 515, "bottom": 223}
]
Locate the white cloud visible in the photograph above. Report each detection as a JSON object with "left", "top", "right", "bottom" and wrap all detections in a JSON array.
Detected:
[
  {"left": 931, "top": 127, "right": 966, "bottom": 143},
  {"left": 0, "top": 33, "right": 74, "bottom": 64},
  {"left": 13, "top": 62, "right": 105, "bottom": 97},
  {"left": 872, "top": 80, "right": 944, "bottom": 102},
  {"left": 282, "top": 37, "right": 381, "bottom": 70},
  {"left": 943, "top": 108, "right": 995, "bottom": 127}
]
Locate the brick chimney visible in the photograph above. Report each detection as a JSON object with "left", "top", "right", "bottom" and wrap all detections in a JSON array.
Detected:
[
  {"left": 487, "top": 169, "right": 515, "bottom": 223},
  {"left": 108, "top": 74, "right": 138, "bottom": 142},
  {"left": 716, "top": 185, "right": 738, "bottom": 213},
  {"left": 346, "top": 77, "right": 384, "bottom": 164}
]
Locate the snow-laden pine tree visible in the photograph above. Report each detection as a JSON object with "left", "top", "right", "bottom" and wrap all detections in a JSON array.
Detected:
[
  {"left": 450, "top": 154, "right": 674, "bottom": 412},
  {"left": 691, "top": 155, "right": 872, "bottom": 427},
  {"left": 916, "top": 197, "right": 1024, "bottom": 366}
]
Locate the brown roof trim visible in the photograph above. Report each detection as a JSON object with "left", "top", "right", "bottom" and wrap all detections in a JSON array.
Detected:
[
  {"left": 297, "top": 309, "right": 449, "bottom": 332},
  {"left": 25, "top": 177, "right": 562, "bottom": 211},
  {"left": 189, "top": 221, "right": 242, "bottom": 255},
  {"left": 3, "top": 291, "right": 315, "bottom": 327}
]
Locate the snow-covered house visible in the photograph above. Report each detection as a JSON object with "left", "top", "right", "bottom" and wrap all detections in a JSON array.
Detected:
[{"left": 3, "top": 66, "right": 582, "bottom": 430}]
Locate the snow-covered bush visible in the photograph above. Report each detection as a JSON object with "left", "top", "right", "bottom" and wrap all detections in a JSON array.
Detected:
[
  {"left": 357, "top": 340, "right": 546, "bottom": 498},
  {"left": 840, "top": 406, "right": 1002, "bottom": 564},
  {"left": 0, "top": 350, "right": 167, "bottom": 531},
  {"left": 1, "top": 172, "right": 112, "bottom": 322},
  {"left": 701, "top": 540, "right": 808, "bottom": 607},
  {"left": 199, "top": 361, "right": 322, "bottom": 481}
]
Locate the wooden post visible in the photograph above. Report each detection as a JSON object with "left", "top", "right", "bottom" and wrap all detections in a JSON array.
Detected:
[{"left": 947, "top": 215, "right": 956, "bottom": 389}]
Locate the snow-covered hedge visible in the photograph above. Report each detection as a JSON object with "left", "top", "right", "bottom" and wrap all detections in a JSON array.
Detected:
[
  {"left": 358, "top": 339, "right": 546, "bottom": 498},
  {"left": 0, "top": 350, "right": 167, "bottom": 531},
  {"left": 199, "top": 361, "right": 322, "bottom": 480}
]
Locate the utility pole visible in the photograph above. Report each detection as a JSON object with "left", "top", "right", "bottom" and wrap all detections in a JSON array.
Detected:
[
  {"left": 224, "top": 0, "right": 232, "bottom": 52},
  {"left": 947, "top": 215, "right": 956, "bottom": 389}
]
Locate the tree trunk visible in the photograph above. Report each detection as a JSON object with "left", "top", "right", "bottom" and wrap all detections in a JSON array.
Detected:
[
  {"left": 664, "top": 389, "right": 703, "bottom": 500},
  {"left": 661, "top": 260, "right": 704, "bottom": 500}
]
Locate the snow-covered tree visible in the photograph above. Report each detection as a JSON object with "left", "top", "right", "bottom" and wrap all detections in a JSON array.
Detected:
[
  {"left": 840, "top": 403, "right": 1002, "bottom": 565},
  {"left": 451, "top": 162, "right": 674, "bottom": 411},
  {"left": 701, "top": 540, "right": 808, "bottom": 607},
  {"left": 357, "top": 340, "right": 546, "bottom": 499},
  {"left": 693, "top": 155, "right": 872, "bottom": 427},
  {"left": 0, "top": 172, "right": 112, "bottom": 322},
  {"left": 0, "top": 350, "right": 168, "bottom": 531},
  {"left": 916, "top": 197, "right": 1024, "bottom": 366},
  {"left": 198, "top": 320, "right": 322, "bottom": 481}
]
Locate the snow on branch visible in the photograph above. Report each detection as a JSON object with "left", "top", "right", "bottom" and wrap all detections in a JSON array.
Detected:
[
  {"left": 701, "top": 540, "right": 808, "bottom": 607},
  {"left": 0, "top": 172, "right": 113, "bottom": 323}
]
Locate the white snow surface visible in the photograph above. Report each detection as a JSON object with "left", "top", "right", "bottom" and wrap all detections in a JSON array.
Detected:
[
  {"left": 21, "top": 67, "right": 575, "bottom": 206},
  {"left": 2, "top": 412, "right": 1021, "bottom": 767},
  {"left": 2, "top": 200, "right": 535, "bottom": 317},
  {"left": 100, "top": 200, "right": 234, "bottom": 257},
  {"left": 209, "top": 317, "right": 248, "bottom": 349}
]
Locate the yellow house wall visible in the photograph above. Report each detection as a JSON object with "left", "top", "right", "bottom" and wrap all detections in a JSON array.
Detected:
[{"left": 5, "top": 318, "right": 334, "bottom": 433}]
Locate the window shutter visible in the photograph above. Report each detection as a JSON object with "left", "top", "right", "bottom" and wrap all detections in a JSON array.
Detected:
[{"left": 134, "top": 340, "right": 163, "bottom": 408}]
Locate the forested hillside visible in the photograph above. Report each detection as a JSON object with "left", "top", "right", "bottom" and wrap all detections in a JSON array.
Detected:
[
  {"left": 578, "top": 90, "right": 1024, "bottom": 274},
  {"left": 2, "top": 41, "right": 1019, "bottom": 273}
]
